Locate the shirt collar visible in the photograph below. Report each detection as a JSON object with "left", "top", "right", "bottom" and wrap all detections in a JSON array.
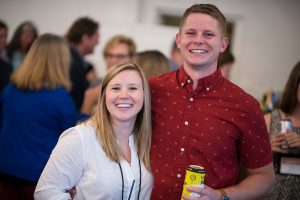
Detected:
[{"left": 177, "top": 67, "right": 224, "bottom": 94}]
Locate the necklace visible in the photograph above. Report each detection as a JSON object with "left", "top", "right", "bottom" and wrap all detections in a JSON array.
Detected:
[{"left": 118, "top": 158, "right": 141, "bottom": 200}]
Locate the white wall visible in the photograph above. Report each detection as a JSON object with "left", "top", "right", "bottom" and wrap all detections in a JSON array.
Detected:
[{"left": 1, "top": 0, "right": 300, "bottom": 100}]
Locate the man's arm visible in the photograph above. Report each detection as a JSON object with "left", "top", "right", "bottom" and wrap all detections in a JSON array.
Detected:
[
  {"left": 183, "top": 162, "right": 275, "bottom": 200},
  {"left": 224, "top": 162, "right": 275, "bottom": 200}
]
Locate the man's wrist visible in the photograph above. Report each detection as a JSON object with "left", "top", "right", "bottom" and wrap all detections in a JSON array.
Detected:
[{"left": 219, "top": 189, "right": 230, "bottom": 200}]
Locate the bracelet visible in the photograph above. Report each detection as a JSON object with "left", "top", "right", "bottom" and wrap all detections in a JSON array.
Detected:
[{"left": 219, "top": 189, "right": 228, "bottom": 200}]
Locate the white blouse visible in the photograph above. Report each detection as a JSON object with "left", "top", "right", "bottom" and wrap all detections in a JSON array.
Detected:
[{"left": 34, "top": 122, "right": 153, "bottom": 200}]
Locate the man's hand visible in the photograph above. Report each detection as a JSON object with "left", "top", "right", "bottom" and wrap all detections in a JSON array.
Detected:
[{"left": 182, "top": 185, "right": 221, "bottom": 200}]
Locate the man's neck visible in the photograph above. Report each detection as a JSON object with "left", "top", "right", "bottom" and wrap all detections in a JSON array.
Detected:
[
  {"left": 183, "top": 63, "right": 217, "bottom": 90},
  {"left": 73, "top": 43, "right": 86, "bottom": 57}
]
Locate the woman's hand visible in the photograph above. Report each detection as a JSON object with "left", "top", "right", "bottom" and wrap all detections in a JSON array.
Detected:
[
  {"left": 270, "top": 133, "right": 289, "bottom": 153},
  {"left": 285, "top": 132, "right": 300, "bottom": 148}
]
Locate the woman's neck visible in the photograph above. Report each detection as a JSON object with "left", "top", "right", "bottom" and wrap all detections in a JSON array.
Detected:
[{"left": 112, "top": 120, "right": 135, "bottom": 163}]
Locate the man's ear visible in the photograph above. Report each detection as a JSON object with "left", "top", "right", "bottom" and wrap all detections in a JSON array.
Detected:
[{"left": 220, "top": 37, "right": 229, "bottom": 53}]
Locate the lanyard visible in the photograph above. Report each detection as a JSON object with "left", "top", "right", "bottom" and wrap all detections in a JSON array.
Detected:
[{"left": 118, "top": 158, "right": 141, "bottom": 200}]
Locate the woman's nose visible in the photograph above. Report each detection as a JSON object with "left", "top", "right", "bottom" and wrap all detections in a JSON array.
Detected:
[{"left": 119, "top": 88, "right": 129, "bottom": 99}]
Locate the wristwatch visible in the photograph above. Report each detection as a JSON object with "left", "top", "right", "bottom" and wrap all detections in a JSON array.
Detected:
[{"left": 220, "top": 189, "right": 230, "bottom": 200}]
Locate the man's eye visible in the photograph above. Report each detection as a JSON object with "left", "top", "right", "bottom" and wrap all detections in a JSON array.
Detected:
[
  {"left": 205, "top": 32, "right": 215, "bottom": 37},
  {"left": 186, "top": 32, "right": 195, "bottom": 35}
]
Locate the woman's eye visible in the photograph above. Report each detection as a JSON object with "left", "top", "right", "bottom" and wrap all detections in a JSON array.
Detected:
[
  {"left": 111, "top": 87, "right": 120, "bottom": 90},
  {"left": 129, "top": 87, "right": 138, "bottom": 90}
]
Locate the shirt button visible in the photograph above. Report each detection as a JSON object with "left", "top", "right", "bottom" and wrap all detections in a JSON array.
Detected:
[
  {"left": 206, "top": 87, "right": 210, "bottom": 91},
  {"left": 177, "top": 174, "right": 181, "bottom": 178},
  {"left": 187, "top": 79, "right": 191, "bottom": 83},
  {"left": 190, "top": 97, "right": 193, "bottom": 101},
  {"left": 184, "top": 121, "right": 189, "bottom": 126},
  {"left": 181, "top": 83, "right": 184, "bottom": 86},
  {"left": 180, "top": 148, "right": 185, "bottom": 152}
]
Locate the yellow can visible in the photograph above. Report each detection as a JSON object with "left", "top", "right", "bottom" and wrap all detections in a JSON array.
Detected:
[{"left": 181, "top": 165, "right": 205, "bottom": 199}]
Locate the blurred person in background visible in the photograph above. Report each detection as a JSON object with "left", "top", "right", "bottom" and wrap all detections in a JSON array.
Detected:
[
  {"left": 103, "top": 34, "right": 136, "bottom": 70},
  {"left": 66, "top": 17, "right": 100, "bottom": 111},
  {"left": 218, "top": 47, "right": 235, "bottom": 80},
  {"left": 132, "top": 50, "right": 170, "bottom": 78},
  {"left": 0, "top": 20, "right": 13, "bottom": 92},
  {"left": 0, "top": 34, "right": 95, "bottom": 200},
  {"left": 169, "top": 39, "right": 182, "bottom": 70},
  {"left": 263, "top": 61, "right": 300, "bottom": 200},
  {"left": 6, "top": 21, "right": 38, "bottom": 69}
]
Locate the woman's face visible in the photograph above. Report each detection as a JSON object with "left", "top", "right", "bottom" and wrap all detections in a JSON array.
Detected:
[
  {"left": 20, "top": 29, "right": 36, "bottom": 51},
  {"left": 105, "top": 70, "right": 144, "bottom": 125}
]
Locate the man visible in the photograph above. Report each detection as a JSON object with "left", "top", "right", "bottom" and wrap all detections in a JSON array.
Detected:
[
  {"left": 66, "top": 17, "right": 99, "bottom": 111},
  {"left": 103, "top": 34, "right": 136, "bottom": 70},
  {"left": 149, "top": 4, "right": 275, "bottom": 200}
]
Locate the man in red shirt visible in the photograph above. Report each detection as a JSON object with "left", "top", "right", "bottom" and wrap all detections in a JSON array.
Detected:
[{"left": 149, "top": 4, "right": 275, "bottom": 200}]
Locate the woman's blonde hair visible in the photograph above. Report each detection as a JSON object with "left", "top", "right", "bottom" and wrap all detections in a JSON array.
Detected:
[
  {"left": 11, "top": 33, "right": 71, "bottom": 90},
  {"left": 133, "top": 50, "right": 170, "bottom": 78},
  {"left": 91, "top": 63, "right": 152, "bottom": 171}
]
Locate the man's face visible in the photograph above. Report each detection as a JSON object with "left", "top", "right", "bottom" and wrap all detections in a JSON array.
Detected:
[
  {"left": 83, "top": 30, "right": 99, "bottom": 55},
  {"left": 0, "top": 28, "right": 8, "bottom": 51},
  {"left": 104, "top": 43, "right": 131, "bottom": 69},
  {"left": 176, "top": 13, "right": 228, "bottom": 71}
]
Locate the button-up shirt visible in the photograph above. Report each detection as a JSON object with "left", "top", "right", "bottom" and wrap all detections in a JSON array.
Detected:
[
  {"left": 34, "top": 123, "right": 153, "bottom": 200},
  {"left": 149, "top": 68, "right": 272, "bottom": 200}
]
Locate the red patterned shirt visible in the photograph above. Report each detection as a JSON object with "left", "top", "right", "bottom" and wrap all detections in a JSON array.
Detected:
[{"left": 149, "top": 68, "right": 272, "bottom": 200}]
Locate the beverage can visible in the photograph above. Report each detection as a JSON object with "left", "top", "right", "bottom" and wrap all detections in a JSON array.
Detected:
[
  {"left": 280, "top": 119, "right": 293, "bottom": 133},
  {"left": 181, "top": 165, "right": 205, "bottom": 199},
  {"left": 280, "top": 119, "right": 293, "bottom": 149}
]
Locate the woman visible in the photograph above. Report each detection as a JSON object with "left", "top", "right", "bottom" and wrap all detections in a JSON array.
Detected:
[
  {"left": 264, "top": 61, "right": 300, "bottom": 200},
  {"left": 6, "top": 21, "right": 38, "bottom": 69},
  {"left": 132, "top": 50, "right": 170, "bottom": 78},
  {"left": 34, "top": 63, "right": 153, "bottom": 199},
  {"left": 0, "top": 33, "right": 93, "bottom": 200}
]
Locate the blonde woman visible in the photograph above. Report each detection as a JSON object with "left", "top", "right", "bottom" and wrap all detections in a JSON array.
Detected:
[
  {"left": 0, "top": 33, "right": 91, "bottom": 200},
  {"left": 132, "top": 50, "right": 170, "bottom": 78},
  {"left": 35, "top": 63, "right": 153, "bottom": 200}
]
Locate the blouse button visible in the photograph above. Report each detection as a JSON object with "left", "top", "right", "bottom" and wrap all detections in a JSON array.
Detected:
[
  {"left": 177, "top": 174, "right": 181, "bottom": 178},
  {"left": 187, "top": 79, "right": 191, "bottom": 83},
  {"left": 206, "top": 87, "right": 210, "bottom": 91},
  {"left": 184, "top": 121, "right": 189, "bottom": 126},
  {"left": 180, "top": 148, "right": 185, "bottom": 152},
  {"left": 190, "top": 97, "right": 194, "bottom": 102}
]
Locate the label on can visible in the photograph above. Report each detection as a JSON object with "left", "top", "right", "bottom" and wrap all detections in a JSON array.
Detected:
[
  {"left": 181, "top": 165, "right": 205, "bottom": 199},
  {"left": 280, "top": 119, "right": 293, "bottom": 149}
]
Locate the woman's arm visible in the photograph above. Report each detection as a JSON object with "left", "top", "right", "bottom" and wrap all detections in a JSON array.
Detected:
[{"left": 34, "top": 127, "right": 84, "bottom": 200}]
